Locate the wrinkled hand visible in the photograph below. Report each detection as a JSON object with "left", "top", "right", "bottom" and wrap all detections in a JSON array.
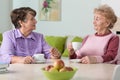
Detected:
[
  {"left": 49, "top": 47, "right": 61, "bottom": 59},
  {"left": 11, "top": 56, "right": 34, "bottom": 64},
  {"left": 67, "top": 43, "right": 75, "bottom": 56},
  {"left": 23, "top": 56, "right": 34, "bottom": 64},
  {"left": 81, "top": 56, "right": 97, "bottom": 64}
]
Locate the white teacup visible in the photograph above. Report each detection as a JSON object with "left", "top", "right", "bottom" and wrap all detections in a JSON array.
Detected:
[
  {"left": 33, "top": 54, "right": 45, "bottom": 61},
  {"left": 72, "top": 42, "right": 81, "bottom": 51}
]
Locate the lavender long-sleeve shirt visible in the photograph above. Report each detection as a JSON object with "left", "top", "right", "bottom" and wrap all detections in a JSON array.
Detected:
[{"left": 0, "top": 29, "right": 51, "bottom": 63}]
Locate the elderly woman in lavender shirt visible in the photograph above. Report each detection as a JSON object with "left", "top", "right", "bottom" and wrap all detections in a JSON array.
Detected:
[{"left": 0, "top": 7, "right": 61, "bottom": 64}]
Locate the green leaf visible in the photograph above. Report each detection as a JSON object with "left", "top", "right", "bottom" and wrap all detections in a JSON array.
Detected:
[
  {"left": 41, "top": 7, "right": 44, "bottom": 11},
  {"left": 48, "top": 5, "right": 51, "bottom": 8},
  {"left": 46, "top": 0, "right": 53, "bottom": 2},
  {"left": 45, "top": 8, "right": 48, "bottom": 13}
]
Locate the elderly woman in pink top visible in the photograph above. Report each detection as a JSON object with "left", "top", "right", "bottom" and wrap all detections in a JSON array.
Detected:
[
  {"left": 0, "top": 7, "right": 61, "bottom": 64},
  {"left": 68, "top": 5, "right": 119, "bottom": 64}
]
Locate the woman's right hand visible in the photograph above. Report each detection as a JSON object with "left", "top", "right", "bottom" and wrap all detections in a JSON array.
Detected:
[
  {"left": 11, "top": 56, "right": 34, "bottom": 64},
  {"left": 49, "top": 47, "right": 61, "bottom": 59},
  {"left": 67, "top": 43, "right": 75, "bottom": 56}
]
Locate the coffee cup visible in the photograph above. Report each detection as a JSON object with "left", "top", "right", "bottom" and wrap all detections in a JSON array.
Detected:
[
  {"left": 33, "top": 54, "right": 45, "bottom": 61},
  {"left": 72, "top": 42, "right": 81, "bottom": 51}
]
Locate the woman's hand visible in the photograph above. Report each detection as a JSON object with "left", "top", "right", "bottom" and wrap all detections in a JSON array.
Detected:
[
  {"left": 23, "top": 56, "right": 34, "bottom": 64},
  {"left": 81, "top": 56, "right": 90, "bottom": 64},
  {"left": 11, "top": 56, "right": 34, "bottom": 64},
  {"left": 81, "top": 56, "right": 97, "bottom": 64},
  {"left": 67, "top": 43, "right": 75, "bottom": 56},
  {"left": 49, "top": 47, "right": 61, "bottom": 59}
]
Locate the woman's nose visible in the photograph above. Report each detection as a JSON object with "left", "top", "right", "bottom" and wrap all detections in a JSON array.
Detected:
[
  {"left": 34, "top": 19, "right": 37, "bottom": 24},
  {"left": 93, "top": 20, "right": 96, "bottom": 25}
]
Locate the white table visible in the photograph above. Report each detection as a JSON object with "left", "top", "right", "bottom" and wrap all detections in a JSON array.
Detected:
[{"left": 0, "top": 59, "right": 116, "bottom": 80}]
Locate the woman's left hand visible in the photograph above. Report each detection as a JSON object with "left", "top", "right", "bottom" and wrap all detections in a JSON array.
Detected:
[
  {"left": 81, "top": 56, "right": 97, "bottom": 64},
  {"left": 24, "top": 56, "right": 34, "bottom": 64}
]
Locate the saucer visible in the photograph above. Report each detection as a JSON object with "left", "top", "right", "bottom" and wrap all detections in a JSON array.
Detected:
[
  {"left": 34, "top": 60, "right": 46, "bottom": 64},
  {"left": 0, "top": 64, "right": 9, "bottom": 69},
  {"left": 0, "top": 68, "right": 8, "bottom": 74},
  {"left": 70, "top": 59, "right": 81, "bottom": 63}
]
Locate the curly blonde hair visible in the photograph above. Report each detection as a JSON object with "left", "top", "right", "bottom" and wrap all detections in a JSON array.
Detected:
[{"left": 94, "top": 4, "right": 117, "bottom": 29}]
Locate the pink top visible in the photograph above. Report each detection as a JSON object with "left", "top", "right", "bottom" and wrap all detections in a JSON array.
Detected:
[{"left": 70, "top": 32, "right": 119, "bottom": 63}]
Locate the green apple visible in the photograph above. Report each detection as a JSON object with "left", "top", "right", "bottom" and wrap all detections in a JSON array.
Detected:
[
  {"left": 59, "top": 67, "right": 68, "bottom": 72},
  {"left": 59, "top": 66, "right": 73, "bottom": 72},
  {"left": 44, "top": 65, "right": 54, "bottom": 71},
  {"left": 49, "top": 67, "right": 58, "bottom": 72},
  {"left": 53, "top": 59, "right": 65, "bottom": 70},
  {"left": 66, "top": 66, "right": 73, "bottom": 71}
]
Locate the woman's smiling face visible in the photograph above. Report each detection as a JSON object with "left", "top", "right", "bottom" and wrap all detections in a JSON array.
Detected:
[
  {"left": 21, "top": 13, "right": 37, "bottom": 31},
  {"left": 93, "top": 13, "right": 109, "bottom": 32}
]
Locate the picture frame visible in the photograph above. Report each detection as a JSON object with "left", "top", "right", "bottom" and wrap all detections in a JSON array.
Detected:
[{"left": 39, "top": 0, "right": 61, "bottom": 21}]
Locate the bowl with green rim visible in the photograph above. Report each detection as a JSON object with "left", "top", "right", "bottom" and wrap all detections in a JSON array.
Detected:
[{"left": 41, "top": 67, "right": 77, "bottom": 80}]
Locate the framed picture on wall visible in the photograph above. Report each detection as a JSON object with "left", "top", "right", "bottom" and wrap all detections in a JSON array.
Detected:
[{"left": 39, "top": 0, "right": 61, "bottom": 21}]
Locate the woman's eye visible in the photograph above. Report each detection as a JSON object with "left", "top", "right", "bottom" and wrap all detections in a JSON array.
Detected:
[{"left": 31, "top": 18, "right": 35, "bottom": 21}]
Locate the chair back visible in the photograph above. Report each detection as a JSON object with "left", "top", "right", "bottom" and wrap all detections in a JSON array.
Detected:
[{"left": 112, "top": 65, "right": 120, "bottom": 80}]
